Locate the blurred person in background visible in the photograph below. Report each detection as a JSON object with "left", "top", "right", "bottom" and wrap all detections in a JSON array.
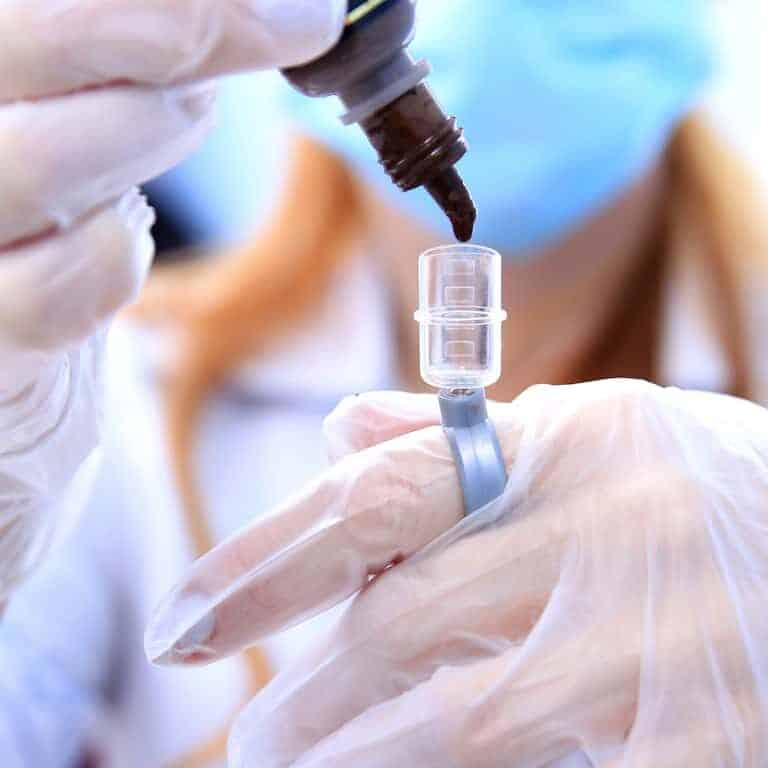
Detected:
[
  {"left": 141, "top": 0, "right": 768, "bottom": 763},
  {"left": 3, "top": 1, "right": 768, "bottom": 767}
]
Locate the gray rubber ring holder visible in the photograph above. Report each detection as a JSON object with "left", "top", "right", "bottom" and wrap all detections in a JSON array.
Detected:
[{"left": 439, "top": 389, "right": 508, "bottom": 516}]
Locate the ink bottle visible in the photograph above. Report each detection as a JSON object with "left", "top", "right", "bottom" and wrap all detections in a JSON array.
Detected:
[{"left": 283, "top": 0, "right": 476, "bottom": 241}]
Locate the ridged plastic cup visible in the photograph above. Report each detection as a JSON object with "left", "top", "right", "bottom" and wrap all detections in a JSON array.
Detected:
[{"left": 415, "top": 245, "right": 507, "bottom": 390}]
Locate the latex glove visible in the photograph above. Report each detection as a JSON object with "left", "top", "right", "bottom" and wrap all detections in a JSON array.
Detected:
[
  {"left": 0, "top": 0, "right": 346, "bottom": 598},
  {"left": 145, "top": 380, "right": 768, "bottom": 767}
]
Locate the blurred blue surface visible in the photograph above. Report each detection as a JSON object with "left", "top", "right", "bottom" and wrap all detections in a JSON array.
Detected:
[{"left": 145, "top": 72, "right": 291, "bottom": 247}]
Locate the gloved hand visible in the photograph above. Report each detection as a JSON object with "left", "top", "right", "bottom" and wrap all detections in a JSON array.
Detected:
[
  {"left": 0, "top": 0, "right": 346, "bottom": 599},
  {"left": 146, "top": 380, "right": 768, "bottom": 767}
]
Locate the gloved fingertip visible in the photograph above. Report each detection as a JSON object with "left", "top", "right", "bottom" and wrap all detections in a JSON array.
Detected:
[
  {"left": 323, "top": 391, "right": 441, "bottom": 463},
  {"left": 144, "top": 589, "right": 217, "bottom": 667}
]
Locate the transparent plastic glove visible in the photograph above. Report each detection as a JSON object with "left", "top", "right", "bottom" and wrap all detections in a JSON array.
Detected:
[
  {"left": 146, "top": 380, "right": 768, "bottom": 767},
  {"left": 0, "top": 0, "right": 346, "bottom": 598}
]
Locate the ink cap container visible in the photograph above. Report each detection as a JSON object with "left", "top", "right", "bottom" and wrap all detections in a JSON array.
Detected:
[{"left": 415, "top": 245, "right": 507, "bottom": 391}]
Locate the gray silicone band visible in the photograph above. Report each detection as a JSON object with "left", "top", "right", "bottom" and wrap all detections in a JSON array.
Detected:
[{"left": 439, "top": 389, "right": 508, "bottom": 516}]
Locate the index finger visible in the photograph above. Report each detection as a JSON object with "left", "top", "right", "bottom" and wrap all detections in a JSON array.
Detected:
[
  {"left": 144, "top": 417, "right": 519, "bottom": 667},
  {"left": 0, "top": 0, "right": 346, "bottom": 101},
  {"left": 145, "top": 425, "right": 462, "bottom": 665}
]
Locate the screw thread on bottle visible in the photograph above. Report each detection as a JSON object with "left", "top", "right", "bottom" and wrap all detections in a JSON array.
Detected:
[
  {"left": 360, "top": 84, "right": 468, "bottom": 191},
  {"left": 359, "top": 84, "right": 476, "bottom": 241}
]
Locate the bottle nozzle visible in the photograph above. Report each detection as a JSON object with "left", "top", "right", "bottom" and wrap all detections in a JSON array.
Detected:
[{"left": 424, "top": 168, "right": 477, "bottom": 242}]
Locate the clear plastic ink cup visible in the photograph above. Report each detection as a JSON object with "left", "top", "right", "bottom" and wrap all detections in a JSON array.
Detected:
[{"left": 415, "top": 245, "right": 507, "bottom": 390}]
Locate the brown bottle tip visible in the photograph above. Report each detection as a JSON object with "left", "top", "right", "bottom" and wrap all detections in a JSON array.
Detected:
[
  {"left": 448, "top": 207, "right": 477, "bottom": 243},
  {"left": 424, "top": 168, "right": 477, "bottom": 243}
]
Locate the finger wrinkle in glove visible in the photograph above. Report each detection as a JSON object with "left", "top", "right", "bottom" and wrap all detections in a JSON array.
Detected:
[
  {"left": 0, "top": 348, "right": 101, "bottom": 501},
  {"left": 0, "top": 501, "right": 48, "bottom": 595},
  {"left": 0, "top": 357, "right": 71, "bottom": 457}
]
